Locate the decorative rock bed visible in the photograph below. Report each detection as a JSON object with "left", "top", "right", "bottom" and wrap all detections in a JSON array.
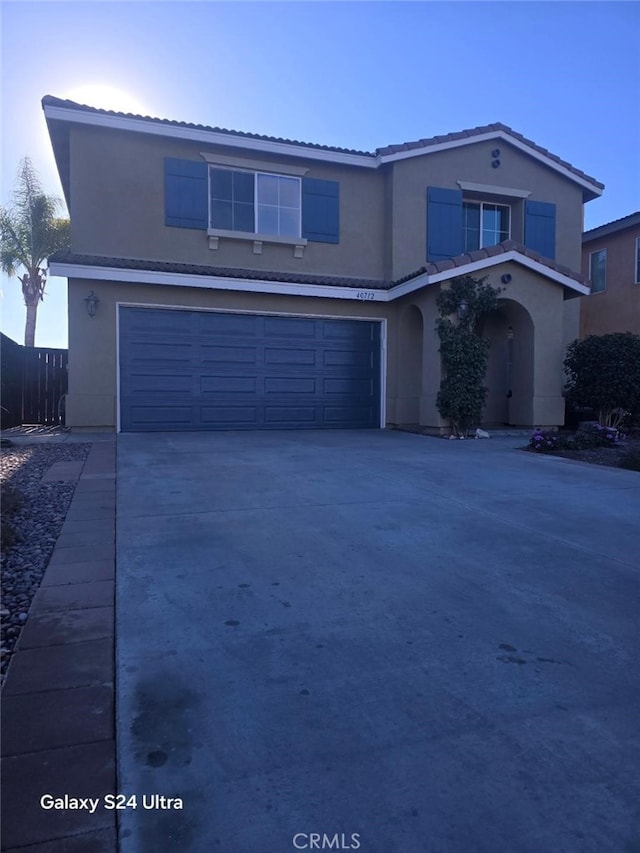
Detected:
[{"left": 0, "top": 441, "right": 91, "bottom": 684}]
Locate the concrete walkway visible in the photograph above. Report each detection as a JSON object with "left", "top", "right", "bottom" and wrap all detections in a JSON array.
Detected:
[
  {"left": 1, "top": 435, "right": 117, "bottom": 852},
  {"left": 114, "top": 430, "right": 640, "bottom": 853}
]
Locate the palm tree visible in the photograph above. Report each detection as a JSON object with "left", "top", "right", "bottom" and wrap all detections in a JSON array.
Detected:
[{"left": 0, "top": 158, "right": 70, "bottom": 346}]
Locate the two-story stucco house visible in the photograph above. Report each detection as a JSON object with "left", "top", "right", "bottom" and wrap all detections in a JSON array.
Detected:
[{"left": 43, "top": 96, "right": 603, "bottom": 433}]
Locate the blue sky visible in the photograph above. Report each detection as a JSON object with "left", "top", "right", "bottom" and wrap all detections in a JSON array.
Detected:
[{"left": 1, "top": 0, "right": 638, "bottom": 348}]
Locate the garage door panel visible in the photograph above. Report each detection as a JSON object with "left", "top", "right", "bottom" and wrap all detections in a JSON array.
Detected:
[
  {"left": 324, "top": 350, "right": 373, "bottom": 368},
  {"left": 264, "top": 377, "right": 316, "bottom": 394},
  {"left": 263, "top": 317, "right": 316, "bottom": 339},
  {"left": 264, "top": 348, "right": 317, "bottom": 366},
  {"left": 126, "top": 341, "right": 193, "bottom": 364},
  {"left": 119, "top": 308, "right": 381, "bottom": 431},
  {"left": 201, "top": 345, "right": 258, "bottom": 364},
  {"left": 201, "top": 406, "right": 259, "bottom": 425},
  {"left": 200, "top": 376, "right": 257, "bottom": 394},
  {"left": 122, "top": 308, "right": 194, "bottom": 336},
  {"left": 321, "top": 319, "right": 372, "bottom": 340},
  {"left": 324, "top": 406, "right": 376, "bottom": 424},
  {"left": 198, "top": 312, "right": 259, "bottom": 336},
  {"left": 323, "top": 377, "right": 373, "bottom": 395},
  {"left": 129, "top": 405, "right": 194, "bottom": 425},
  {"left": 130, "top": 373, "right": 193, "bottom": 394},
  {"left": 265, "top": 407, "right": 318, "bottom": 424}
]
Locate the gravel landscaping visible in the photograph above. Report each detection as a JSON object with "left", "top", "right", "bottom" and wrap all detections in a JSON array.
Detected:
[{"left": 0, "top": 441, "right": 91, "bottom": 684}]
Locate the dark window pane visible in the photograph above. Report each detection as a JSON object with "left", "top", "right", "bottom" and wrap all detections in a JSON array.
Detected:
[
  {"left": 210, "top": 169, "right": 232, "bottom": 201},
  {"left": 233, "top": 201, "right": 254, "bottom": 232},
  {"left": 498, "top": 206, "right": 510, "bottom": 235},
  {"left": 463, "top": 202, "right": 480, "bottom": 229},
  {"left": 211, "top": 199, "right": 233, "bottom": 230},
  {"left": 233, "top": 171, "right": 254, "bottom": 203}
]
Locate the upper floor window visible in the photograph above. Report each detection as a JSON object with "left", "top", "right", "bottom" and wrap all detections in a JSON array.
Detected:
[
  {"left": 636, "top": 237, "right": 640, "bottom": 284},
  {"left": 589, "top": 248, "right": 607, "bottom": 293},
  {"left": 209, "top": 167, "right": 301, "bottom": 237},
  {"left": 462, "top": 201, "right": 510, "bottom": 252}
]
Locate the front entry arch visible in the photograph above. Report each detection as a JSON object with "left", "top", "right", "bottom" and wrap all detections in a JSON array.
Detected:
[{"left": 481, "top": 299, "right": 534, "bottom": 426}]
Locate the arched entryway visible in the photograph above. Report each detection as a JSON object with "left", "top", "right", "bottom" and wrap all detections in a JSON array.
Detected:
[
  {"left": 480, "top": 299, "right": 534, "bottom": 426},
  {"left": 397, "top": 304, "right": 424, "bottom": 425}
]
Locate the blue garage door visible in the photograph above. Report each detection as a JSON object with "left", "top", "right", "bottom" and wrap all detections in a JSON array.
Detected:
[{"left": 119, "top": 308, "right": 381, "bottom": 431}]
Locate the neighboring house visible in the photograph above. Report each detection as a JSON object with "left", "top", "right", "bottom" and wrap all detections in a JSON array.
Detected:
[
  {"left": 580, "top": 212, "right": 640, "bottom": 338},
  {"left": 43, "top": 96, "right": 603, "bottom": 433}
]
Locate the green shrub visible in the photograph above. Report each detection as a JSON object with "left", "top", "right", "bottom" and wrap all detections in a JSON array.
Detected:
[
  {"left": 564, "top": 333, "right": 640, "bottom": 427},
  {"left": 567, "top": 423, "right": 620, "bottom": 450},
  {"left": 436, "top": 275, "right": 502, "bottom": 436}
]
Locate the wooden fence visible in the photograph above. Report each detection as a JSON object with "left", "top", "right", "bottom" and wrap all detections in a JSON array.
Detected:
[{"left": 1, "top": 333, "right": 68, "bottom": 429}]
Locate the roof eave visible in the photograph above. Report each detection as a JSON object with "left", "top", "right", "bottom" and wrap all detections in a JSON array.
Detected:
[
  {"left": 41, "top": 102, "right": 378, "bottom": 169},
  {"left": 41, "top": 100, "right": 604, "bottom": 195},
  {"left": 583, "top": 212, "right": 640, "bottom": 242},
  {"left": 49, "top": 248, "right": 589, "bottom": 301}
]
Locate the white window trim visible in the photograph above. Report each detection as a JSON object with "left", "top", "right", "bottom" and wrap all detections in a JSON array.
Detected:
[
  {"left": 208, "top": 165, "right": 305, "bottom": 255},
  {"left": 462, "top": 200, "right": 511, "bottom": 250},
  {"left": 201, "top": 151, "right": 309, "bottom": 177},
  {"left": 588, "top": 248, "right": 607, "bottom": 293},
  {"left": 457, "top": 181, "right": 531, "bottom": 199}
]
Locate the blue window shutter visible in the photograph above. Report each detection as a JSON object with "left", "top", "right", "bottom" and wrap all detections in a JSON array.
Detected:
[
  {"left": 524, "top": 200, "right": 556, "bottom": 259},
  {"left": 427, "top": 187, "right": 463, "bottom": 262},
  {"left": 302, "top": 178, "right": 339, "bottom": 243},
  {"left": 165, "top": 158, "right": 208, "bottom": 229}
]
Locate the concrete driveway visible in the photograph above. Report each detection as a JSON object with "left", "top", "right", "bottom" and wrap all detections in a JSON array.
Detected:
[{"left": 116, "top": 430, "right": 640, "bottom": 853}]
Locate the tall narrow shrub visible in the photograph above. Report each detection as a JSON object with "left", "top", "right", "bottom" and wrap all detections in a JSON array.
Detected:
[{"left": 436, "top": 275, "right": 502, "bottom": 436}]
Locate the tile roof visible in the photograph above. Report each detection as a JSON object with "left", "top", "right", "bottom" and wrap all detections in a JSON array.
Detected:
[
  {"left": 41, "top": 96, "right": 374, "bottom": 158},
  {"left": 583, "top": 210, "right": 640, "bottom": 241},
  {"left": 394, "top": 240, "right": 589, "bottom": 287},
  {"left": 48, "top": 251, "right": 393, "bottom": 290},
  {"left": 49, "top": 242, "right": 588, "bottom": 290},
  {"left": 42, "top": 96, "right": 603, "bottom": 191}
]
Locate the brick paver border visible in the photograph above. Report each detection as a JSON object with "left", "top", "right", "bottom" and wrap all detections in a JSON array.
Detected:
[{"left": 1, "top": 439, "right": 117, "bottom": 852}]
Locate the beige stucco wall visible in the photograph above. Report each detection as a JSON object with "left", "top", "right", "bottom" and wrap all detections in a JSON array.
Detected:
[
  {"left": 67, "top": 264, "right": 570, "bottom": 431},
  {"left": 386, "top": 140, "right": 585, "bottom": 280},
  {"left": 580, "top": 225, "right": 640, "bottom": 337},
  {"left": 68, "top": 125, "right": 386, "bottom": 281},
  {"left": 68, "top": 125, "right": 587, "bottom": 291}
]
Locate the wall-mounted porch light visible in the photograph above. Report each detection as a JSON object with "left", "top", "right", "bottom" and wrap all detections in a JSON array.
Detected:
[
  {"left": 457, "top": 299, "right": 469, "bottom": 320},
  {"left": 85, "top": 291, "right": 100, "bottom": 318}
]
